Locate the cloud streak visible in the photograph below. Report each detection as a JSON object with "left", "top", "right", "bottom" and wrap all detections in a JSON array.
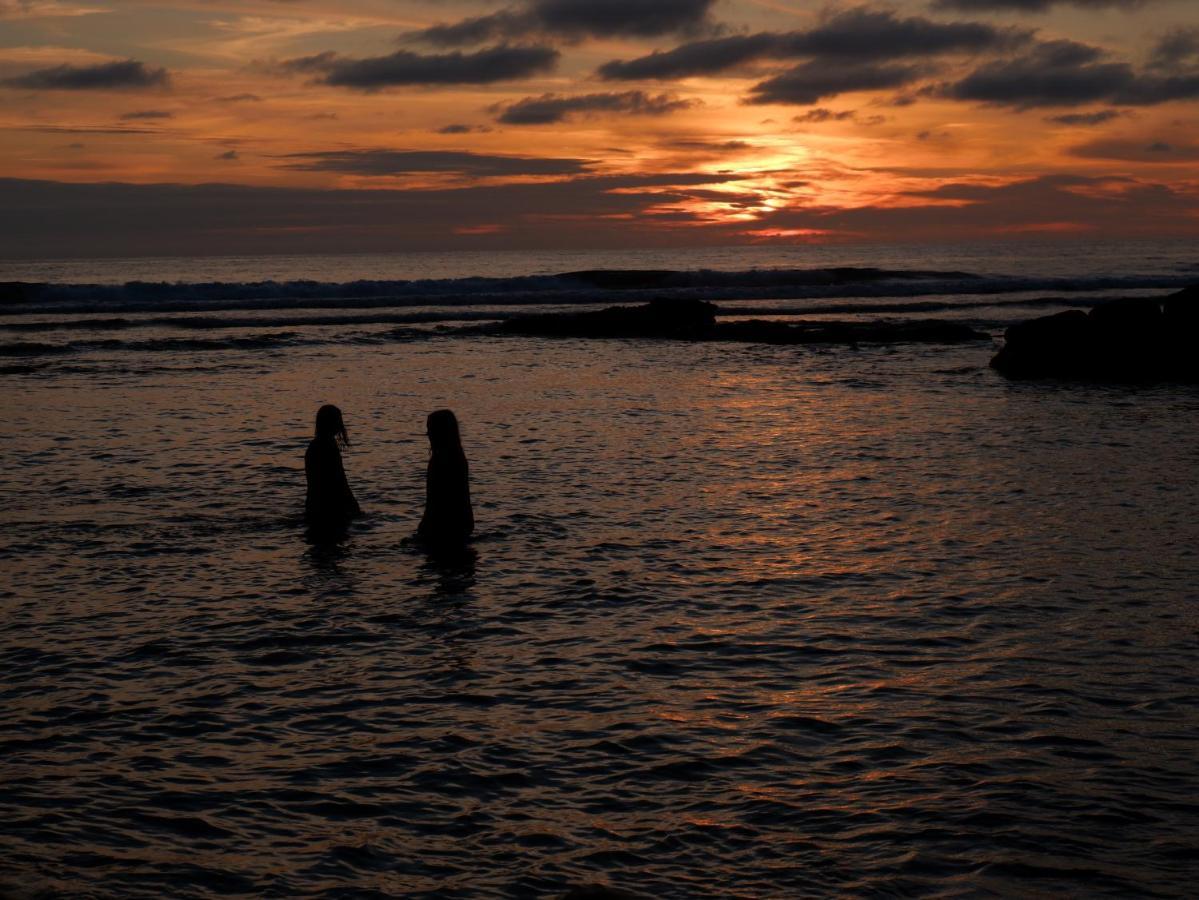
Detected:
[
  {"left": 748, "top": 61, "right": 928, "bottom": 105},
  {"left": 793, "top": 108, "right": 885, "bottom": 125},
  {"left": 276, "top": 149, "right": 594, "bottom": 177},
  {"left": 747, "top": 174, "right": 1199, "bottom": 240},
  {"left": 416, "top": 0, "right": 716, "bottom": 45},
  {"left": 1046, "top": 110, "right": 1123, "bottom": 125},
  {"left": 2, "top": 59, "right": 168, "bottom": 90},
  {"left": 495, "top": 91, "right": 696, "bottom": 125},
  {"left": 1070, "top": 138, "right": 1199, "bottom": 161},
  {"left": 0, "top": 0, "right": 104, "bottom": 20},
  {"left": 946, "top": 39, "right": 1199, "bottom": 107},
  {"left": 598, "top": 9, "right": 1029, "bottom": 81},
  {"left": 279, "top": 45, "right": 559, "bottom": 89},
  {"left": 119, "top": 109, "right": 172, "bottom": 120},
  {"left": 932, "top": 0, "right": 1154, "bottom": 11}
]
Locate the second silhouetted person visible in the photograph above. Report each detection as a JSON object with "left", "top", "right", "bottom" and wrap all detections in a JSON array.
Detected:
[
  {"left": 417, "top": 409, "right": 474, "bottom": 547},
  {"left": 305, "top": 404, "right": 361, "bottom": 537}
]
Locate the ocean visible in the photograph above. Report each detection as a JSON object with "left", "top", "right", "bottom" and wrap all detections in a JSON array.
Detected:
[{"left": 2, "top": 240, "right": 1198, "bottom": 898}]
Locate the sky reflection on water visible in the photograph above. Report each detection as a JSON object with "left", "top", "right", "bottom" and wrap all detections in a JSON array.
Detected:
[{"left": 2, "top": 333, "right": 1198, "bottom": 897}]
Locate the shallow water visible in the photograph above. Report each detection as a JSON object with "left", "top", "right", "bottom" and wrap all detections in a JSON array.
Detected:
[{"left": 2, "top": 332, "right": 1198, "bottom": 898}]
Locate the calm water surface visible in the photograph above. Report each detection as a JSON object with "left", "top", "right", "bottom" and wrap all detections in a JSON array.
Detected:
[{"left": 2, "top": 333, "right": 1198, "bottom": 897}]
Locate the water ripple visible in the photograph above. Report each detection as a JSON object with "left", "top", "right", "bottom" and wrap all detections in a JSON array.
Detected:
[{"left": 1, "top": 336, "right": 1197, "bottom": 897}]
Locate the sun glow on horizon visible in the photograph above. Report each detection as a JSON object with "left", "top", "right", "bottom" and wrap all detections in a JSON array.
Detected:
[{"left": 2, "top": 0, "right": 1198, "bottom": 253}]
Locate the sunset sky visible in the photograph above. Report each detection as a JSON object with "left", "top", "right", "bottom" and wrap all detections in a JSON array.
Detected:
[{"left": 3, "top": 0, "right": 1199, "bottom": 255}]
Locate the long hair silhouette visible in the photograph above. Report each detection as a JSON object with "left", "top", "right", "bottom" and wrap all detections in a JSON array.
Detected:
[
  {"left": 418, "top": 409, "right": 473, "bottom": 547},
  {"left": 305, "top": 403, "right": 360, "bottom": 536},
  {"left": 426, "top": 409, "right": 464, "bottom": 459},
  {"left": 315, "top": 404, "right": 350, "bottom": 447}
]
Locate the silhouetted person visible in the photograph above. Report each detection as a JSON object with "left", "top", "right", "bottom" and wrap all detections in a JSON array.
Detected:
[
  {"left": 305, "top": 404, "right": 361, "bottom": 537},
  {"left": 417, "top": 409, "right": 474, "bottom": 548}
]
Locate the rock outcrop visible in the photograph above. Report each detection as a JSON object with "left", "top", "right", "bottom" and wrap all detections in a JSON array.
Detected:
[
  {"left": 499, "top": 299, "right": 989, "bottom": 346},
  {"left": 500, "top": 298, "right": 719, "bottom": 339},
  {"left": 991, "top": 287, "right": 1199, "bottom": 382}
]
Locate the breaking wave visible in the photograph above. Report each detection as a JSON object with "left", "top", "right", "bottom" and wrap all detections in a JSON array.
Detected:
[{"left": 2, "top": 267, "right": 1193, "bottom": 316}]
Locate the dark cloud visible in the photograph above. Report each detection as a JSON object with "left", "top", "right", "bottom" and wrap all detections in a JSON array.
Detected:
[
  {"left": 0, "top": 172, "right": 751, "bottom": 255},
  {"left": 419, "top": 12, "right": 525, "bottom": 47},
  {"left": 598, "top": 34, "right": 778, "bottom": 80},
  {"left": 903, "top": 174, "right": 1104, "bottom": 202},
  {"left": 7, "top": 170, "right": 1194, "bottom": 257},
  {"left": 1, "top": 59, "right": 169, "bottom": 91},
  {"left": 277, "top": 149, "right": 593, "bottom": 177},
  {"left": 748, "top": 61, "right": 927, "bottom": 105},
  {"left": 216, "top": 93, "right": 263, "bottom": 102},
  {"left": 659, "top": 138, "right": 753, "bottom": 151},
  {"left": 216, "top": 150, "right": 239, "bottom": 160},
  {"left": 793, "top": 7, "right": 1026, "bottom": 58},
  {"left": 1150, "top": 28, "right": 1199, "bottom": 71},
  {"left": 18, "top": 124, "right": 161, "bottom": 134},
  {"left": 947, "top": 39, "right": 1199, "bottom": 107},
  {"left": 947, "top": 39, "right": 1125, "bottom": 108},
  {"left": 1045, "top": 110, "right": 1122, "bottom": 125},
  {"left": 279, "top": 51, "right": 337, "bottom": 73},
  {"left": 279, "top": 45, "right": 559, "bottom": 89},
  {"left": 436, "top": 124, "right": 492, "bottom": 134},
  {"left": 1115, "top": 72, "right": 1199, "bottom": 105},
  {"left": 416, "top": 0, "right": 716, "bottom": 46},
  {"left": 931, "top": 0, "right": 1153, "bottom": 10},
  {"left": 791, "top": 108, "right": 887, "bottom": 126},
  {"left": 598, "top": 8, "right": 1028, "bottom": 81},
  {"left": 495, "top": 91, "right": 696, "bottom": 125},
  {"left": 748, "top": 174, "right": 1199, "bottom": 240},
  {"left": 1071, "top": 138, "right": 1199, "bottom": 162},
  {"left": 120, "top": 110, "right": 173, "bottom": 120},
  {"left": 528, "top": 0, "right": 715, "bottom": 38},
  {"left": 793, "top": 108, "right": 856, "bottom": 123}
]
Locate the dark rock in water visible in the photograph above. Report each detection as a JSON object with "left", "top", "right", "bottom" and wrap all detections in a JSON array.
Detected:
[
  {"left": 1089, "top": 296, "right": 1163, "bottom": 333},
  {"left": 820, "top": 320, "right": 987, "bottom": 345},
  {"left": 499, "top": 299, "right": 989, "bottom": 346},
  {"left": 717, "top": 318, "right": 986, "bottom": 345},
  {"left": 1163, "top": 286, "right": 1199, "bottom": 381},
  {"left": 501, "top": 298, "right": 718, "bottom": 339},
  {"left": 990, "top": 310, "right": 1092, "bottom": 378},
  {"left": 1164, "top": 285, "right": 1199, "bottom": 330},
  {"left": 991, "top": 287, "right": 1198, "bottom": 382},
  {"left": 554, "top": 267, "right": 980, "bottom": 291},
  {"left": 1090, "top": 297, "right": 1165, "bottom": 379},
  {"left": 0, "top": 282, "right": 47, "bottom": 305}
]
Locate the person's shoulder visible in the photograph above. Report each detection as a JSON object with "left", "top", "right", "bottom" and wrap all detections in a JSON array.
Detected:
[
  {"left": 306, "top": 437, "right": 336, "bottom": 459},
  {"left": 432, "top": 451, "right": 468, "bottom": 471}
]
